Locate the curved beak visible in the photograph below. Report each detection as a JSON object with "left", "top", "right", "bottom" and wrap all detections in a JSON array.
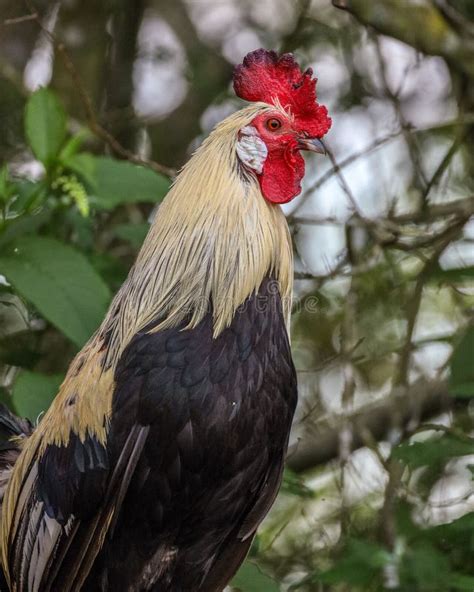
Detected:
[{"left": 298, "top": 137, "right": 327, "bottom": 155}]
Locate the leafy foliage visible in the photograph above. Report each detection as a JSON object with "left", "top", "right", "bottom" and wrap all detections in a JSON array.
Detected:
[
  {"left": 0, "top": 88, "right": 169, "bottom": 418},
  {"left": 232, "top": 562, "right": 280, "bottom": 592},
  {"left": 0, "top": 236, "right": 111, "bottom": 346},
  {"left": 114, "top": 222, "right": 150, "bottom": 248},
  {"left": 309, "top": 539, "right": 391, "bottom": 588},
  {"left": 393, "top": 433, "right": 474, "bottom": 469}
]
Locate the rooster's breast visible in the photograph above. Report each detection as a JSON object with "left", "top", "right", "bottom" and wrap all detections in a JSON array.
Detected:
[{"left": 87, "top": 277, "right": 297, "bottom": 591}]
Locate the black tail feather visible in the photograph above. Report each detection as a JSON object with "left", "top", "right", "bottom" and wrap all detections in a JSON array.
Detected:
[
  {"left": 0, "top": 403, "right": 33, "bottom": 443},
  {"left": 0, "top": 403, "right": 33, "bottom": 526}
]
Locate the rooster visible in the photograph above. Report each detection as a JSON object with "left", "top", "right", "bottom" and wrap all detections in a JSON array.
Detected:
[{"left": 0, "top": 49, "right": 331, "bottom": 591}]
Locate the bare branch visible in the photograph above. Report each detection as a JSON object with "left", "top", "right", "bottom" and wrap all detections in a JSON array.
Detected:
[{"left": 392, "top": 196, "right": 474, "bottom": 224}]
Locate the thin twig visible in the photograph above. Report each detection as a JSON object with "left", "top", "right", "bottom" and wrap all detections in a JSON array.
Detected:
[
  {"left": 294, "top": 130, "right": 402, "bottom": 215},
  {"left": 293, "top": 248, "right": 349, "bottom": 283},
  {"left": 325, "top": 146, "right": 364, "bottom": 218},
  {"left": 4, "top": 13, "right": 38, "bottom": 25},
  {"left": 396, "top": 219, "right": 467, "bottom": 385},
  {"left": 421, "top": 132, "right": 467, "bottom": 202},
  {"left": 373, "top": 35, "right": 428, "bottom": 194},
  {"left": 338, "top": 231, "right": 359, "bottom": 534},
  {"left": 391, "top": 195, "right": 474, "bottom": 224},
  {"left": 291, "top": 195, "right": 474, "bottom": 227},
  {"left": 380, "top": 458, "right": 404, "bottom": 550}
]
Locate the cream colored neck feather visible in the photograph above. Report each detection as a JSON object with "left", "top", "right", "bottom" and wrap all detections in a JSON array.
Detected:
[{"left": 100, "top": 104, "right": 293, "bottom": 367}]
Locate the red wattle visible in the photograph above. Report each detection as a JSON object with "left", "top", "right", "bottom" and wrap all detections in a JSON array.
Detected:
[{"left": 259, "top": 148, "right": 305, "bottom": 204}]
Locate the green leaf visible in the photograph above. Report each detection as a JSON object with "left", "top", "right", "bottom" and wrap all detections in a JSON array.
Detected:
[
  {"left": 89, "top": 253, "right": 127, "bottom": 291},
  {"left": 430, "top": 264, "right": 474, "bottom": 284},
  {"left": 12, "top": 179, "right": 48, "bottom": 212},
  {"left": 450, "top": 382, "right": 474, "bottom": 397},
  {"left": 0, "top": 386, "right": 12, "bottom": 409},
  {"left": 0, "top": 236, "right": 111, "bottom": 346},
  {"left": 12, "top": 370, "right": 63, "bottom": 420},
  {"left": 425, "top": 511, "right": 474, "bottom": 550},
  {"left": 65, "top": 154, "right": 169, "bottom": 209},
  {"left": 450, "top": 326, "right": 474, "bottom": 397},
  {"left": 317, "top": 539, "right": 390, "bottom": 587},
  {"left": 450, "top": 572, "right": 474, "bottom": 590},
  {"left": 0, "top": 332, "right": 40, "bottom": 368},
  {"left": 25, "top": 88, "right": 67, "bottom": 166},
  {"left": 232, "top": 562, "right": 279, "bottom": 592},
  {"left": 281, "top": 469, "right": 314, "bottom": 498},
  {"left": 393, "top": 434, "right": 474, "bottom": 469},
  {"left": 0, "top": 165, "right": 11, "bottom": 202},
  {"left": 400, "top": 543, "right": 451, "bottom": 591},
  {"left": 0, "top": 208, "right": 52, "bottom": 250},
  {"left": 64, "top": 153, "right": 96, "bottom": 186},
  {"left": 114, "top": 222, "right": 150, "bottom": 248}
]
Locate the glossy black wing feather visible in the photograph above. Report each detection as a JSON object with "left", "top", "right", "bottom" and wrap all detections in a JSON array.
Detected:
[
  {"left": 59, "top": 425, "right": 150, "bottom": 592},
  {"left": 37, "top": 433, "right": 109, "bottom": 523},
  {"left": 9, "top": 424, "right": 150, "bottom": 592}
]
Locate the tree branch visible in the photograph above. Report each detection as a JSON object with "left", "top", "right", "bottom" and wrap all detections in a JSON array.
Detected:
[
  {"left": 287, "top": 379, "right": 451, "bottom": 473},
  {"left": 101, "top": 0, "right": 146, "bottom": 150}
]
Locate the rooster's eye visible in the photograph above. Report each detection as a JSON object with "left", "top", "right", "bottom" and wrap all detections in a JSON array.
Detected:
[{"left": 266, "top": 118, "right": 282, "bottom": 131}]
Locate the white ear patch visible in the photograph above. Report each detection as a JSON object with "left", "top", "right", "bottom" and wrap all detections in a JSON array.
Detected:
[{"left": 236, "top": 126, "right": 268, "bottom": 174}]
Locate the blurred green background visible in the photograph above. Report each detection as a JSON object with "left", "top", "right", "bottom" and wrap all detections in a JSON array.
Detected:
[{"left": 1, "top": 0, "right": 474, "bottom": 590}]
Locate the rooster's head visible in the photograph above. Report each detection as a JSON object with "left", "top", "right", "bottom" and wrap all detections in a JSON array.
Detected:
[{"left": 233, "top": 49, "right": 331, "bottom": 204}]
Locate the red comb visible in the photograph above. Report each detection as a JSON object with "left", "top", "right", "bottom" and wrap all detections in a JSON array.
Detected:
[{"left": 233, "top": 49, "right": 331, "bottom": 138}]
